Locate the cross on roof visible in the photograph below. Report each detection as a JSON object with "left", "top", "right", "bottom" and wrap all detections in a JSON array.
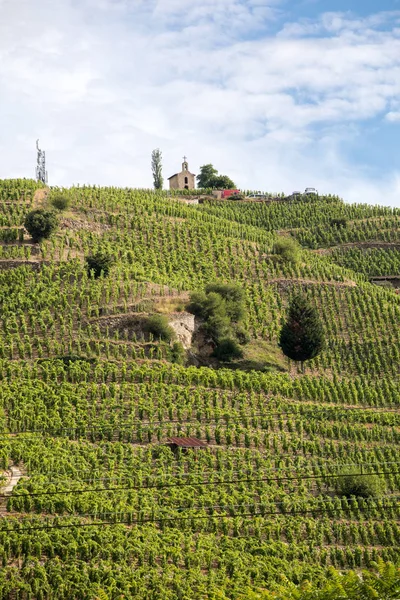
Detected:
[{"left": 183, "top": 155, "right": 187, "bottom": 163}]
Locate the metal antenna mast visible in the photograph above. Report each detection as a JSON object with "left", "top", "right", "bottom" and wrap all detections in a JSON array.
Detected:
[{"left": 36, "top": 139, "right": 48, "bottom": 184}]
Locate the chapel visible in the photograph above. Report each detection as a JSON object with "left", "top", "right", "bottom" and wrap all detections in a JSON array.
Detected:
[{"left": 168, "top": 157, "right": 196, "bottom": 190}]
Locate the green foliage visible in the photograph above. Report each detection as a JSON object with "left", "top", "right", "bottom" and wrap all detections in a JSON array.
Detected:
[
  {"left": 227, "top": 192, "right": 245, "bottom": 200},
  {"left": 210, "top": 174, "right": 236, "bottom": 189},
  {"left": 330, "top": 217, "right": 348, "bottom": 228},
  {"left": 170, "top": 341, "right": 186, "bottom": 365},
  {"left": 279, "top": 294, "right": 325, "bottom": 364},
  {"left": 336, "top": 468, "right": 385, "bottom": 498},
  {"left": 55, "top": 354, "right": 97, "bottom": 366},
  {"left": 151, "top": 148, "right": 164, "bottom": 190},
  {"left": 196, "top": 164, "right": 218, "bottom": 188},
  {"left": 196, "top": 164, "right": 235, "bottom": 189},
  {"left": 24, "top": 209, "right": 58, "bottom": 242},
  {"left": 0, "top": 179, "right": 400, "bottom": 599},
  {"left": 234, "top": 324, "right": 251, "bottom": 344},
  {"left": 86, "top": 251, "right": 115, "bottom": 278},
  {"left": 240, "top": 561, "right": 400, "bottom": 599},
  {"left": 205, "top": 282, "right": 246, "bottom": 321},
  {"left": 144, "top": 314, "right": 175, "bottom": 342},
  {"left": 213, "top": 337, "right": 244, "bottom": 361},
  {"left": 188, "top": 283, "right": 248, "bottom": 353},
  {"left": 273, "top": 236, "right": 301, "bottom": 264},
  {"left": 50, "top": 192, "right": 70, "bottom": 211}
]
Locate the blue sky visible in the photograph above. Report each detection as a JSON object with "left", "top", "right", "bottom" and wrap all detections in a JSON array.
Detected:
[{"left": 0, "top": 0, "right": 399, "bottom": 206}]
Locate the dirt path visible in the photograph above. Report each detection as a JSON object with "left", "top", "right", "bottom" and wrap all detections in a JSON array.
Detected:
[
  {"left": 315, "top": 242, "right": 400, "bottom": 255},
  {"left": 2, "top": 466, "right": 23, "bottom": 495},
  {"left": 266, "top": 277, "right": 357, "bottom": 288},
  {"left": 32, "top": 187, "right": 49, "bottom": 208}
]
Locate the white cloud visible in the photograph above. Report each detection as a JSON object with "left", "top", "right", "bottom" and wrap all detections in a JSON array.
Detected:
[
  {"left": 0, "top": 0, "right": 399, "bottom": 205},
  {"left": 386, "top": 111, "right": 400, "bottom": 122}
]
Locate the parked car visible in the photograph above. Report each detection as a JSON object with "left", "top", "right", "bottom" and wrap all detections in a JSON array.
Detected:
[
  {"left": 304, "top": 187, "right": 318, "bottom": 195},
  {"left": 246, "top": 194, "right": 266, "bottom": 199}
]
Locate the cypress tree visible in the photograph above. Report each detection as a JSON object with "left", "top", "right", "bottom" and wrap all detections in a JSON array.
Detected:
[
  {"left": 151, "top": 149, "right": 164, "bottom": 190},
  {"left": 279, "top": 294, "right": 325, "bottom": 369}
]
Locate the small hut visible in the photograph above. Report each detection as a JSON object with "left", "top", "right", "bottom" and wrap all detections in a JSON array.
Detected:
[{"left": 167, "top": 437, "right": 208, "bottom": 453}]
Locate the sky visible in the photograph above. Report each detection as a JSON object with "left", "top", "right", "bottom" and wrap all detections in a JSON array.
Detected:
[{"left": 1, "top": 0, "right": 400, "bottom": 205}]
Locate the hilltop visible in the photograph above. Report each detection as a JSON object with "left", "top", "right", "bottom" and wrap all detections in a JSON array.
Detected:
[{"left": 0, "top": 179, "right": 399, "bottom": 599}]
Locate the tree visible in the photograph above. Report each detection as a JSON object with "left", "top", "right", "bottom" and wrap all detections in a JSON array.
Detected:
[
  {"left": 86, "top": 251, "right": 115, "bottom": 279},
  {"left": 151, "top": 149, "right": 164, "bottom": 190},
  {"left": 279, "top": 294, "right": 325, "bottom": 369},
  {"left": 196, "top": 164, "right": 235, "bottom": 189},
  {"left": 24, "top": 209, "right": 58, "bottom": 242},
  {"left": 273, "top": 236, "right": 301, "bottom": 264},
  {"left": 196, "top": 164, "right": 218, "bottom": 188},
  {"left": 209, "top": 174, "right": 236, "bottom": 189}
]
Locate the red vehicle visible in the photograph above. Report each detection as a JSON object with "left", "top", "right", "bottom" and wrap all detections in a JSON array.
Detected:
[{"left": 221, "top": 189, "right": 240, "bottom": 198}]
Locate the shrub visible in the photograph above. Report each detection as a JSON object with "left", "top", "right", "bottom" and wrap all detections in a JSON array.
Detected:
[
  {"left": 204, "top": 311, "right": 232, "bottom": 343},
  {"left": 50, "top": 193, "right": 70, "bottom": 211},
  {"left": 227, "top": 193, "right": 244, "bottom": 200},
  {"left": 330, "top": 218, "right": 348, "bottom": 228},
  {"left": 24, "top": 209, "right": 58, "bottom": 242},
  {"left": 213, "top": 338, "right": 244, "bottom": 362},
  {"left": 187, "top": 282, "right": 249, "bottom": 359},
  {"left": 336, "top": 469, "right": 385, "bottom": 498},
  {"left": 170, "top": 341, "right": 186, "bottom": 365},
  {"left": 205, "top": 283, "right": 245, "bottom": 321},
  {"left": 86, "top": 252, "right": 115, "bottom": 279},
  {"left": 234, "top": 324, "right": 251, "bottom": 345},
  {"left": 272, "top": 236, "right": 301, "bottom": 264},
  {"left": 144, "top": 315, "right": 175, "bottom": 342}
]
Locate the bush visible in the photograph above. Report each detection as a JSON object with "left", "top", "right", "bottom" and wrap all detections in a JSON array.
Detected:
[
  {"left": 205, "top": 283, "right": 245, "bottom": 321},
  {"left": 272, "top": 236, "right": 301, "bottom": 264},
  {"left": 50, "top": 193, "right": 70, "bottom": 211},
  {"left": 86, "top": 252, "right": 115, "bottom": 279},
  {"left": 234, "top": 325, "right": 251, "bottom": 345},
  {"left": 213, "top": 338, "right": 244, "bottom": 362},
  {"left": 227, "top": 193, "right": 244, "bottom": 200},
  {"left": 336, "top": 469, "right": 385, "bottom": 498},
  {"left": 330, "top": 218, "right": 348, "bottom": 228},
  {"left": 170, "top": 341, "right": 186, "bottom": 365},
  {"left": 204, "top": 311, "right": 232, "bottom": 343},
  {"left": 144, "top": 315, "right": 175, "bottom": 342},
  {"left": 187, "top": 282, "right": 249, "bottom": 360},
  {"left": 24, "top": 209, "right": 58, "bottom": 242}
]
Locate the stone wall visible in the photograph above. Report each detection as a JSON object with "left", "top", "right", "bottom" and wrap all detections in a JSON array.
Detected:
[
  {"left": 0, "top": 260, "right": 50, "bottom": 271},
  {"left": 167, "top": 312, "right": 197, "bottom": 349},
  {"left": 89, "top": 311, "right": 197, "bottom": 348}
]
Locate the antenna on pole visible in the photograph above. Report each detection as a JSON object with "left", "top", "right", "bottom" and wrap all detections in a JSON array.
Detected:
[{"left": 36, "top": 139, "right": 48, "bottom": 184}]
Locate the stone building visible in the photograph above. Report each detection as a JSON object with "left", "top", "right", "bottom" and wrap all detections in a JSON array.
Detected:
[{"left": 168, "top": 157, "right": 195, "bottom": 190}]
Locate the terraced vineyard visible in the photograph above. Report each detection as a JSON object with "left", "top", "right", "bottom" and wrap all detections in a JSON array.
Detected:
[{"left": 0, "top": 179, "right": 399, "bottom": 599}]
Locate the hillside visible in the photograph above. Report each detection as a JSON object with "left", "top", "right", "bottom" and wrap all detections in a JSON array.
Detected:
[{"left": 0, "top": 179, "right": 399, "bottom": 599}]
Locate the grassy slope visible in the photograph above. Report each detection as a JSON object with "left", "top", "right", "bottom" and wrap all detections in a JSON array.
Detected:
[{"left": 0, "top": 181, "right": 399, "bottom": 599}]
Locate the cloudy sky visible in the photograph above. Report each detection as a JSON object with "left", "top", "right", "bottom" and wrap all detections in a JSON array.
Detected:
[{"left": 1, "top": 0, "right": 400, "bottom": 205}]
